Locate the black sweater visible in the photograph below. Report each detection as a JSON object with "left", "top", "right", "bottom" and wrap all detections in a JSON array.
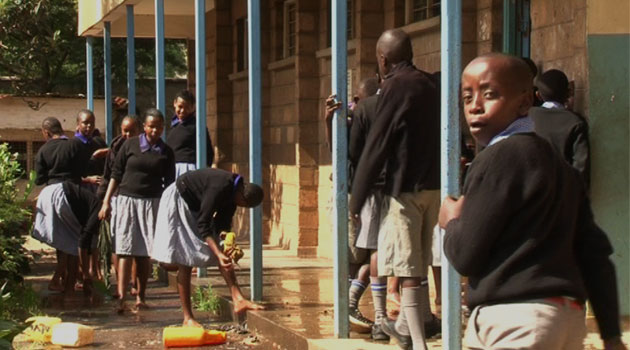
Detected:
[
  {"left": 111, "top": 136, "right": 175, "bottom": 198},
  {"left": 444, "top": 133, "right": 620, "bottom": 339},
  {"left": 529, "top": 106, "right": 590, "bottom": 187},
  {"left": 176, "top": 168, "right": 240, "bottom": 239},
  {"left": 96, "top": 135, "right": 127, "bottom": 199},
  {"left": 350, "top": 61, "right": 440, "bottom": 214},
  {"left": 166, "top": 116, "right": 214, "bottom": 166},
  {"left": 34, "top": 138, "right": 82, "bottom": 185},
  {"left": 62, "top": 181, "right": 100, "bottom": 249}
]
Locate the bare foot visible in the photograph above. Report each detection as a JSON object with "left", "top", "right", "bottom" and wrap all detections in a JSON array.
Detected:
[
  {"left": 134, "top": 301, "right": 149, "bottom": 310},
  {"left": 183, "top": 318, "right": 203, "bottom": 328},
  {"left": 130, "top": 286, "right": 138, "bottom": 296},
  {"left": 234, "top": 299, "right": 265, "bottom": 314},
  {"left": 116, "top": 299, "right": 127, "bottom": 315}
]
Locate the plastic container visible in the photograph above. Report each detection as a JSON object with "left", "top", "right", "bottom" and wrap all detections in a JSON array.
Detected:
[
  {"left": 23, "top": 316, "right": 62, "bottom": 342},
  {"left": 163, "top": 327, "right": 227, "bottom": 348},
  {"left": 50, "top": 322, "right": 94, "bottom": 347}
]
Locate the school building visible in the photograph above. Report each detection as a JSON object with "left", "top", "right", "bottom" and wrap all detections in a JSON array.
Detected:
[{"left": 77, "top": 0, "right": 628, "bottom": 314}]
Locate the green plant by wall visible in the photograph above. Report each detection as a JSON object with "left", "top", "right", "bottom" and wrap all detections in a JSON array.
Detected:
[{"left": 192, "top": 283, "right": 221, "bottom": 315}]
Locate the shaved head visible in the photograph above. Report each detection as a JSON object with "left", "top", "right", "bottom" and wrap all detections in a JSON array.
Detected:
[
  {"left": 376, "top": 29, "right": 413, "bottom": 76},
  {"left": 466, "top": 53, "right": 534, "bottom": 95}
]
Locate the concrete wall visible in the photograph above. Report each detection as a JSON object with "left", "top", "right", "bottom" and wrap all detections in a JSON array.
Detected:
[{"left": 586, "top": 0, "right": 630, "bottom": 315}]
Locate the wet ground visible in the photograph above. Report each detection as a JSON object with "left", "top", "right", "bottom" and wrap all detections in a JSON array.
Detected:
[{"left": 14, "top": 240, "right": 272, "bottom": 350}]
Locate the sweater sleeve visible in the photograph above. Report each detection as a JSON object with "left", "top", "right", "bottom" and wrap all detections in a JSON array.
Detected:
[
  {"left": 111, "top": 141, "right": 129, "bottom": 183},
  {"left": 443, "top": 146, "right": 527, "bottom": 276},
  {"left": 574, "top": 196, "right": 621, "bottom": 340},
  {"left": 197, "top": 185, "right": 230, "bottom": 239},
  {"left": 571, "top": 122, "right": 590, "bottom": 188},
  {"left": 34, "top": 149, "right": 48, "bottom": 185},
  {"left": 163, "top": 147, "right": 176, "bottom": 188},
  {"left": 206, "top": 127, "right": 214, "bottom": 167},
  {"left": 349, "top": 84, "right": 399, "bottom": 214}
]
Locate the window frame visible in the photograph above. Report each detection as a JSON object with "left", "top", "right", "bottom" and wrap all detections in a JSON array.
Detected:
[
  {"left": 283, "top": 0, "right": 297, "bottom": 58},
  {"left": 405, "top": 0, "right": 440, "bottom": 24}
]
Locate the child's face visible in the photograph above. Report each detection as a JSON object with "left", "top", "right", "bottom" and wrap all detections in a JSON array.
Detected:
[
  {"left": 144, "top": 116, "right": 164, "bottom": 144},
  {"left": 173, "top": 97, "right": 195, "bottom": 121},
  {"left": 120, "top": 119, "right": 139, "bottom": 139},
  {"left": 461, "top": 58, "right": 531, "bottom": 146},
  {"left": 77, "top": 113, "right": 95, "bottom": 138}
]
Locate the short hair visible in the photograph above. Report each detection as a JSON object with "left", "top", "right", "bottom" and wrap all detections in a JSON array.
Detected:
[
  {"left": 143, "top": 108, "right": 164, "bottom": 123},
  {"left": 360, "top": 77, "right": 379, "bottom": 97},
  {"left": 520, "top": 57, "right": 538, "bottom": 78},
  {"left": 174, "top": 90, "right": 195, "bottom": 106},
  {"left": 77, "top": 109, "right": 95, "bottom": 122},
  {"left": 42, "top": 117, "right": 64, "bottom": 135},
  {"left": 122, "top": 115, "right": 141, "bottom": 127},
  {"left": 535, "top": 69, "right": 569, "bottom": 103},
  {"left": 242, "top": 183, "right": 264, "bottom": 207},
  {"left": 377, "top": 29, "right": 413, "bottom": 64}
]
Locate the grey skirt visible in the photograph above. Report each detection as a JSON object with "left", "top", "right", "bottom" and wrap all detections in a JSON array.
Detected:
[
  {"left": 113, "top": 195, "right": 159, "bottom": 257},
  {"left": 175, "top": 162, "right": 197, "bottom": 178},
  {"left": 151, "top": 183, "right": 217, "bottom": 267},
  {"left": 32, "top": 183, "right": 81, "bottom": 256}
]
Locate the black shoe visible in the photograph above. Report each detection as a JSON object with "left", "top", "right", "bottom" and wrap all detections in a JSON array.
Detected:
[
  {"left": 371, "top": 323, "right": 390, "bottom": 341},
  {"left": 424, "top": 314, "right": 442, "bottom": 339},
  {"left": 380, "top": 319, "right": 411, "bottom": 349},
  {"left": 349, "top": 308, "right": 374, "bottom": 330}
]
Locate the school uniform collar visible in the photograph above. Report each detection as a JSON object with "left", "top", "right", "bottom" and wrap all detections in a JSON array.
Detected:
[
  {"left": 139, "top": 133, "right": 165, "bottom": 153},
  {"left": 541, "top": 101, "right": 565, "bottom": 110},
  {"left": 488, "top": 116, "right": 535, "bottom": 146},
  {"left": 171, "top": 113, "right": 196, "bottom": 127},
  {"left": 74, "top": 131, "right": 91, "bottom": 144},
  {"left": 47, "top": 135, "right": 68, "bottom": 143},
  {"left": 233, "top": 174, "right": 243, "bottom": 193}
]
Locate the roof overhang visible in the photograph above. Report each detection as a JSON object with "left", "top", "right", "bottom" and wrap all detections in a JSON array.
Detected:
[{"left": 78, "top": 0, "right": 215, "bottom": 39}]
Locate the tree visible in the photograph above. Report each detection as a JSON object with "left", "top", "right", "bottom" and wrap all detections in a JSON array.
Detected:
[{"left": 0, "top": 0, "right": 187, "bottom": 96}]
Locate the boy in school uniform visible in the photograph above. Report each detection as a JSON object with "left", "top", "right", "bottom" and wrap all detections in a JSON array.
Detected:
[
  {"left": 439, "top": 53, "right": 625, "bottom": 350},
  {"left": 152, "top": 167, "right": 264, "bottom": 327}
]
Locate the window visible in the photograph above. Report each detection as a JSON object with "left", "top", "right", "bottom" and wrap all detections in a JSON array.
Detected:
[
  {"left": 283, "top": 1, "right": 296, "bottom": 58},
  {"left": 236, "top": 17, "right": 248, "bottom": 72},
  {"left": 32, "top": 141, "right": 45, "bottom": 173},
  {"left": 406, "top": 0, "right": 440, "bottom": 23}
]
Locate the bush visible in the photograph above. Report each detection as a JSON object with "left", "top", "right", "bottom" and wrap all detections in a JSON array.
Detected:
[
  {"left": 193, "top": 283, "right": 222, "bottom": 315},
  {"left": 0, "top": 143, "right": 34, "bottom": 287}
]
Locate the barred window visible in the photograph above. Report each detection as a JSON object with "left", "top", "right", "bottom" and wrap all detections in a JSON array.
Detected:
[
  {"left": 283, "top": 1, "right": 296, "bottom": 58},
  {"left": 407, "top": 0, "right": 440, "bottom": 23},
  {"left": 236, "top": 17, "right": 248, "bottom": 72}
]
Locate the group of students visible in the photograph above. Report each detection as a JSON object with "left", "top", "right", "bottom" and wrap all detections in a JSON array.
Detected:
[
  {"left": 32, "top": 90, "right": 264, "bottom": 326},
  {"left": 330, "top": 28, "right": 625, "bottom": 350}
]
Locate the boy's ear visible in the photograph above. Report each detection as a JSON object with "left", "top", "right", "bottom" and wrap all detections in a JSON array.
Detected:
[{"left": 518, "top": 90, "right": 534, "bottom": 116}]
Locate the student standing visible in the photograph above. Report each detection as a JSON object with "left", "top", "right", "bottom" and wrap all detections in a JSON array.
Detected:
[
  {"left": 439, "top": 53, "right": 624, "bottom": 350},
  {"left": 99, "top": 109, "right": 175, "bottom": 313},
  {"left": 166, "top": 90, "right": 214, "bottom": 177}
]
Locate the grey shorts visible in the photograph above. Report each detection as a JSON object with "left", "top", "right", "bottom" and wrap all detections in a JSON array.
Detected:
[{"left": 355, "top": 191, "right": 384, "bottom": 250}]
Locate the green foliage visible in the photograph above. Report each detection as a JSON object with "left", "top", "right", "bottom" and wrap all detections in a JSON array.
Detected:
[
  {"left": 0, "top": 282, "right": 38, "bottom": 348},
  {"left": 0, "top": 0, "right": 188, "bottom": 95},
  {"left": 0, "top": 143, "right": 34, "bottom": 286},
  {"left": 192, "top": 283, "right": 221, "bottom": 315}
]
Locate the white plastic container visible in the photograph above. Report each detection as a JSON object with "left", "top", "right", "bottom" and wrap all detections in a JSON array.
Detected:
[{"left": 50, "top": 322, "right": 94, "bottom": 347}]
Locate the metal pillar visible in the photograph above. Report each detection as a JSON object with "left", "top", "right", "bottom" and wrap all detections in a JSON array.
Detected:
[
  {"left": 127, "top": 5, "right": 136, "bottom": 115},
  {"left": 86, "top": 37, "right": 94, "bottom": 111},
  {"left": 155, "top": 0, "right": 166, "bottom": 114},
  {"left": 503, "top": 0, "right": 517, "bottom": 54},
  {"left": 195, "top": 0, "right": 208, "bottom": 278},
  {"left": 247, "top": 0, "right": 263, "bottom": 302},
  {"left": 440, "top": 0, "right": 462, "bottom": 349},
  {"left": 331, "top": 0, "right": 349, "bottom": 339},
  {"left": 104, "top": 22, "right": 113, "bottom": 145}
]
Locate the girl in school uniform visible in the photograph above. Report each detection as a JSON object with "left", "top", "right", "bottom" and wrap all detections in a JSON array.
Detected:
[
  {"left": 99, "top": 108, "right": 175, "bottom": 313},
  {"left": 152, "top": 168, "right": 264, "bottom": 326},
  {"left": 166, "top": 90, "right": 214, "bottom": 177}
]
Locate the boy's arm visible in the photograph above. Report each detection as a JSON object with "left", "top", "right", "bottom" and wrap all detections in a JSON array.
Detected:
[
  {"left": 443, "top": 150, "right": 523, "bottom": 276},
  {"left": 571, "top": 121, "right": 590, "bottom": 187},
  {"left": 574, "top": 196, "right": 621, "bottom": 341}
]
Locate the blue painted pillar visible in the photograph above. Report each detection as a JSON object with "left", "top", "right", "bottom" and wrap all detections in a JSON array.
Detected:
[
  {"left": 86, "top": 36, "right": 94, "bottom": 111},
  {"left": 127, "top": 5, "right": 136, "bottom": 115},
  {"left": 155, "top": 0, "right": 166, "bottom": 114},
  {"left": 247, "top": 0, "right": 263, "bottom": 302},
  {"left": 440, "top": 0, "right": 462, "bottom": 349},
  {"left": 331, "top": 0, "right": 349, "bottom": 339},
  {"left": 104, "top": 22, "right": 113, "bottom": 145},
  {"left": 195, "top": 0, "right": 207, "bottom": 277}
]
